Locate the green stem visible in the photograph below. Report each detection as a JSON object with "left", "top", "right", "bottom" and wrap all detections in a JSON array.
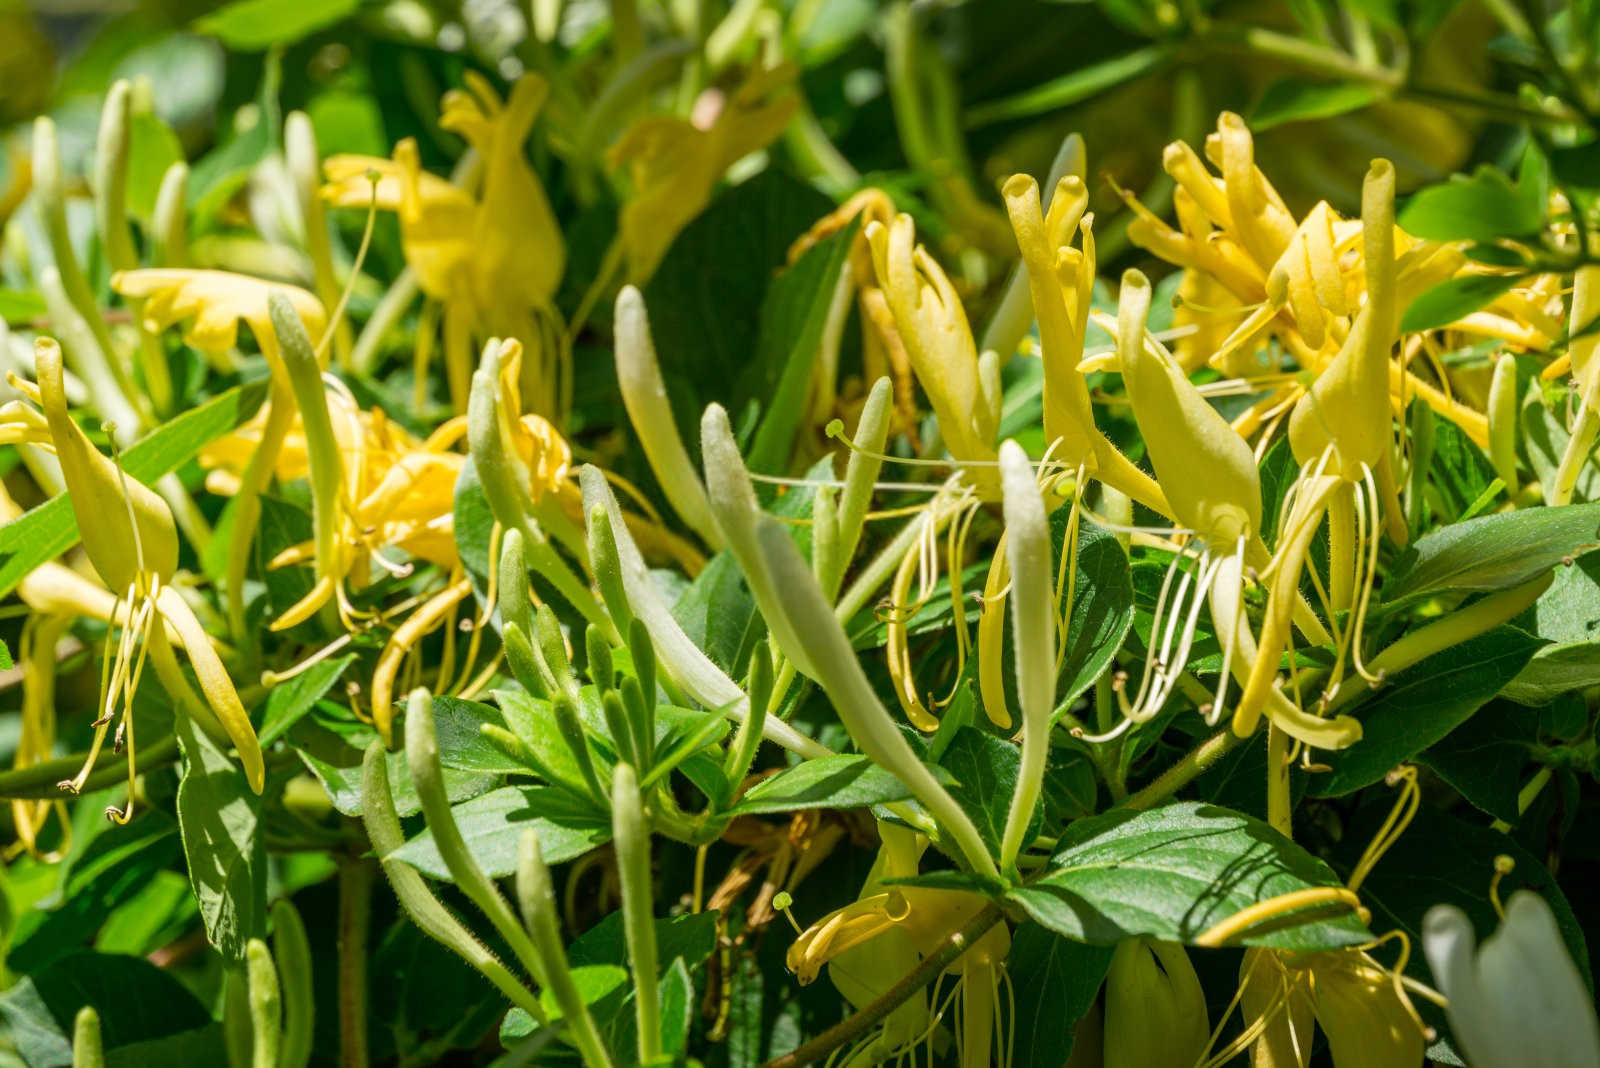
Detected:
[
  {"left": 337, "top": 858, "right": 372, "bottom": 1068},
  {"left": 612, "top": 763, "right": 661, "bottom": 1063},
  {"left": 0, "top": 734, "right": 179, "bottom": 799},
  {"left": 1121, "top": 729, "right": 1244, "bottom": 811}
]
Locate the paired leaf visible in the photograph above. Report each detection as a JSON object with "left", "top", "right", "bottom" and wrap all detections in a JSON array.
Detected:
[{"left": 1005, "top": 802, "right": 1371, "bottom": 951}]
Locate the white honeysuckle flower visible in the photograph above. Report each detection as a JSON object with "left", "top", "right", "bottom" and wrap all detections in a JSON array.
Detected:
[{"left": 1424, "top": 892, "right": 1600, "bottom": 1068}]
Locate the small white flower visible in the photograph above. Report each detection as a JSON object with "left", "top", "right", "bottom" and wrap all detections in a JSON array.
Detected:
[{"left": 1424, "top": 891, "right": 1600, "bottom": 1068}]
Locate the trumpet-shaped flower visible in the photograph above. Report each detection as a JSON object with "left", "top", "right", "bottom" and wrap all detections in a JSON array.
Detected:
[
  {"left": 1231, "top": 946, "right": 1426, "bottom": 1068},
  {"left": 608, "top": 64, "right": 799, "bottom": 282},
  {"left": 787, "top": 824, "right": 1011, "bottom": 1067},
  {"left": 325, "top": 73, "right": 566, "bottom": 416},
  {"left": 1, "top": 340, "right": 263, "bottom": 809},
  {"left": 1232, "top": 162, "right": 1403, "bottom": 751},
  {"left": 1424, "top": 891, "right": 1600, "bottom": 1068},
  {"left": 1124, "top": 112, "right": 1531, "bottom": 450},
  {"left": 1000, "top": 173, "right": 1167, "bottom": 517},
  {"left": 1104, "top": 938, "right": 1209, "bottom": 1068},
  {"left": 1100, "top": 268, "right": 1358, "bottom": 749},
  {"left": 863, "top": 212, "right": 998, "bottom": 489},
  {"left": 112, "top": 268, "right": 327, "bottom": 373},
  {"left": 112, "top": 269, "right": 330, "bottom": 640}
]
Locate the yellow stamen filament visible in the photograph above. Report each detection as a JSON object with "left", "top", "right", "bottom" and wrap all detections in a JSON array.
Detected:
[
  {"left": 1193, "top": 886, "right": 1368, "bottom": 948},
  {"left": 371, "top": 576, "right": 474, "bottom": 745}
]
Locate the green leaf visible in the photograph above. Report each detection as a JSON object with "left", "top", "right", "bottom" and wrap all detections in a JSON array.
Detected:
[
  {"left": 492, "top": 689, "right": 597, "bottom": 793},
  {"left": 965, "top": 43, "right": 1176, "bottom": 126},
  {"left": 386, "top": 785, "right": 612, "bottom": 879},
  {"left": 0, "top": 379, "right": 268, "bottom": 599},
  {"left": 0, "top": 288, "right": 47, "bottom": 324},
  {"left": 641, "top": 169, "right": 833, "bottom": 467},
  {"left": 502, "top": 911, "right": 718, "bottom": 1048},
  {"left": 1428, "top": 412, "right": 1500, "bottom": 522},
  {"left": 1502, "top": 552, "right": 1600, "bottom": 702},
  {"left": 568, "top": 909, "right": 719, "bottom": 973},
  {"left": 1399, "top": 166, "right": 1545, "bottom": 244},
  {"left": 428, "top": 694, "right": 521, "bottom": 774},
  {"left": 124, "top": 109, "right": 184, "bottom": 222},
  {"left": 0, "top": 637, "right": 12, "bottom": 670},
  {"left": 1251, "top": 78, "right": 1385, "bottom": 130},
  {"left": 1006, "top": 924, "right": 1112, "bottom": 1066},
  {"left": 0, "top": 950, "right": 211, "bottom": 1067},
  {"left": 1054, "top": 517, "right": 1135, "bottom": 713},
  {"left": 1348, "top": 803, "right": 1591, "bottom": 988},
  {"left": 307, "top": 87, "right": 389, "bottom": 157},
  {"left": 730, "top": 754, "right": 924, "bottom": 815},
  {"left": 194, "top": 0, "right": 362, "bottom": 50},
  {"left": 257, "top": 653, "right": 355, "bottom": 746},
  {"left": 1417, "top": 699, "right": 1536, "bottom": 822},
  {"left": 744, "top": 219, "right": 857, "bottom": 472},
  {"left": 188, "top": 51, "right": 279, "bottom": 224},
  {"left": 7, "top": 810, "right": 182, "bottom": 973},
  {"left": 1504, "top": 642, "right": 1600, "bottom": 703},
  {"left": 672, "top": 550, "right": 760, "bottom": 677},
  {"left": 451, "top": 458, "right": 496, "bottom": 597},
  {"left": 1400, "top": 273, "right": 1524, "bottom": 334},
  {"left": 175, "top": 709, "right": 266, "bottom": 963},
  {"left": 1005, "top": 802, "right": 1371, "bottom": 951},
  {"left": 939, "top": 726, "right": 1037, "bottom": 858},
  {"left": 372, "top": 922, "right": 508, "bottom": 1054},
  {"left": 658, "top": 958, "right": 695, "bottom": 1058},
  {"left": 290, "top": 717, "right": 498, "bottom": 817},
  {"left": 1310, "top": 626, "right": 1545, "bottom": 796},
  {"left": 1380, "top": 502, "right": 1600, "bottom": 605}
]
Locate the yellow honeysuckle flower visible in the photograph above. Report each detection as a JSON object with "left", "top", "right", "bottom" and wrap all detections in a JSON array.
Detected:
[
  {"left": 1232, "top": 162, "right": 1404, "bottom": 749},
  {"left": 609, "top": 63, "right": 799, "bottom": 282},
  {"left": 440, "top": 72, "right": 565, "bottom": 315},
  {"left": 1099, "top": 269, "right": 1357, "bottom": 750},
  {"left": 324, "top": 73, "right": 567, "bottom": 417},
  {"left": 112, "top": 268, "right": 327, "bottom": 371},
  {"left": 1198, "top": 769, "right": 1433, "bottom": 1068},
  {"left": 864, "top": 212, "right": 999, "bottom": 488},
  {"left": 789, "top": 188, "right": 922, "bottom": 436},
  {"left": 1104, "top": 938, "right": 1209, "bottom": 1068},
  {"left": 323, "top": 148, "right": 476, "bottom": 306},
  {"left": 200, "top": 383, "right": 470, "bottom": 631},
  {"left": 1233, "top": 946, "right": 1426, "bottom": 1068},
  {"left": 786, "top": 824, "right": 1011, "bottom": 1067},
  {"left": 112, "top": 268, "right": 330, "bottom": 640},
  {"left": 1, "top": 339, "right": 264, "bottom": 813},
  {"left": 1123, "top": 112, "right": 1535, "bottom": 450},
  {"left": 8, "top": 613, "right": 71, "bottom": 861}
]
